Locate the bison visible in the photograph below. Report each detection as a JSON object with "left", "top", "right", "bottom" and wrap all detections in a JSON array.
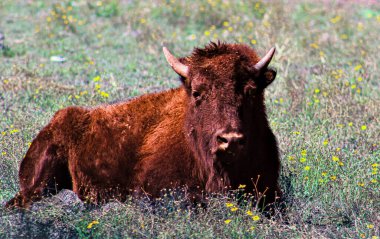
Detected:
[{"left": 6, "top": 42, "right": 281, "bottom": 209}]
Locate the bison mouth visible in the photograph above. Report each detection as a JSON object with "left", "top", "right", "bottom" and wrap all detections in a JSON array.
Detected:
[
  {"left": 216, "top": 151, "right": 235, "bottom": 165},
  {"left": 212, "top": 147, "right": 243, "bottom": 166}
]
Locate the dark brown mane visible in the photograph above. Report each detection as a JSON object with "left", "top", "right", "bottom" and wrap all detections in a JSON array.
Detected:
[
  {"left": 189, "top": 41, "right": 258, "bottom": 62},
  {"left": 191, "top": 41, "right": 229, "bottom": 58}
]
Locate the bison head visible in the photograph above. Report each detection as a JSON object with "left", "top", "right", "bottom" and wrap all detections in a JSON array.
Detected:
[{"left": 164, "top": 42, "right": 276, "bottom": 188}]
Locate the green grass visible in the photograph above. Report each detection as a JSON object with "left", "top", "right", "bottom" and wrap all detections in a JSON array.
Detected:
[{"left": 0, "top": 0, "right": 379, "bottom": 238}]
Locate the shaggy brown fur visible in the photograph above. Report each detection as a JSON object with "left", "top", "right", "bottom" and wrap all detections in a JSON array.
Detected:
[{"left": 6, "top": 42, "right": 281, "bottom": 209}]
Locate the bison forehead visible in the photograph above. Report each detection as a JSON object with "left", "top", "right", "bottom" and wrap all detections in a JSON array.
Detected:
[
  {"left": 185, "top": 42, "right": 261, "bottom": 82},
  {"left": 188, "top": 42, "right": 260, "bottom": 67}
]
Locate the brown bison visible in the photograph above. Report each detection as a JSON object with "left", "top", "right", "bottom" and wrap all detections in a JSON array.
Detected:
[{"left": 6, "top": 42, "right": 281, "bottom": 209}]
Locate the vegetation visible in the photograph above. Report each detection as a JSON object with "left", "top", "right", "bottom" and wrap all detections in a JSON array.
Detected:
[{"left": 0, "top": 0, "right": 379, "bottom": 238}]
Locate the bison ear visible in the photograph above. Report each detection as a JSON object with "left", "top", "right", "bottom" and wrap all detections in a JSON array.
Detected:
[{"left": 261, "top": 68, "right": 277, "bottom": 88}]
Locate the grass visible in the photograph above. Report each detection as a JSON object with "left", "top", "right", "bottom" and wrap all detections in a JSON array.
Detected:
[{"left": 0, "top": 0, "right": 379, "bottom": 238}]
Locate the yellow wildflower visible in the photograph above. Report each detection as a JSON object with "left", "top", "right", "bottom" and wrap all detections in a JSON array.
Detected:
[
  {"left": 354, "top": 64, "right": 362, "bottom": 71},
  {"left": 230, "top": 207, "right": 238, "bottom": 212},
  {"left": 332, "top": 156, "right": 339, "bottom": 162},
  {"left": 238, "top": 184, "right": 246, "bottom": 189},
  {"left": 224, "top": 219, "right": 232, "bottom": 224},
  {"left": 300, "top": 157, "right": 306, "bottom": 163},
  {"left": 361, "top": 125, "right": 367, "bottom": 131},
  {"left": 246, "top": 210, "right": 253, "bottom": 216},
  {"left": 301, "top": 150, "right": 307, "bottom": 156},
  {"left": 357, "top": 22, "right": 364, "bottom": 31},
  {"left": 330, "top": 175, "right": 337, "bottom": 181},
  {"left": 310, "top": 43, "right": 319, "bottom": 49},
  {"left": 10, "top": 129, "right": 20, "bottom": 134},
  {"left": 100, "top": 91, "right": 109, "bottom": 98},
  {"left": 80, "top": 90, "right": 88, "bottom": 96},
  {"left": 330, "top": 15, "right": 341, "bottom": 23},
  {"left": 87, "top": 220, "right": 99, "bottom": 229},
  {"left": 304, "top": 166, "right": 311, "bottom": 171},
  {"left": 225, "top": 202, "right": 234, "bottom": 208},
  {"left": 367, "top": 224, "right": 374, "bottom": 229},
  {"left": 189, "top": 34, "right": 196, "bottom": 40},
  {"left": 252, "top": 215, "right": 260, "bottom": 221},
  {"left": 340, "top": 34, "right": 348, "bottom": 40}
]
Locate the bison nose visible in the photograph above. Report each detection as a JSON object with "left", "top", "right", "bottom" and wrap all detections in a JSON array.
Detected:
[{"left": 216, "top": 132, "right": 246, "bottom": 152}]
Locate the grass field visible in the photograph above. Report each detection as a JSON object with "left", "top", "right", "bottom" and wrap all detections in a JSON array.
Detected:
[{"left": 0, "top": 0, "right": 379, "bottom": 238}]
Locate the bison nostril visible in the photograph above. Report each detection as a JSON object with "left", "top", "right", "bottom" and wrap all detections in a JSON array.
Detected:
[
  {"left": 217, "top": 135, "right": 229, "bottom": 144},
  {"left": 216, "top": 132, "right": 245, "bottom": 152},
  {"left": 238, "top": 137, "right": 246, "bottom": 145}
]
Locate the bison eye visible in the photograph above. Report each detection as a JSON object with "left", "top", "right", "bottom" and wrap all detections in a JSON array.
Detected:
[
  {"left": 192, "top": 91, "right": 201, "bottom": 99},
  {"left": 244, "top": 84, "right": 257, "bottom": 96}
]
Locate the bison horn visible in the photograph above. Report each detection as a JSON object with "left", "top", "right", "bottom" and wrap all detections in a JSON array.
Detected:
[
  {"left": 163, "top": 47, "right": 189, "bottom": 78},
  {"left": 254, "top": 47, "right": 276, "bottom": 72}
]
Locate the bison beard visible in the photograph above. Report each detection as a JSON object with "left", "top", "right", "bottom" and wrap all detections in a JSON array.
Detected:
[{"left": 6, "top": 42, "right": 282, "bottom": 211}]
